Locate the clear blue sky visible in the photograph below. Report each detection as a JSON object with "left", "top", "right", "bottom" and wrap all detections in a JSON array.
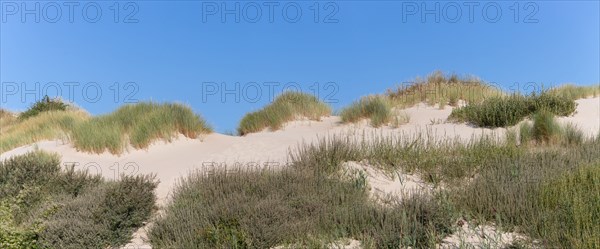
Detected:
[{"left": 1, "top": 1, "right": 599, "bottom": 132}]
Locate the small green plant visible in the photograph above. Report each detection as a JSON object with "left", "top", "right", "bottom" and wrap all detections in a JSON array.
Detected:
[
  {"left": 340, "top": 95, "right": 392, "bottom": 127},
  {"left": 18, "top": 96, "right": 68, "bottom": 121},
  {"left": 532, "top": 110, "right": 560, "bottom": 144}
]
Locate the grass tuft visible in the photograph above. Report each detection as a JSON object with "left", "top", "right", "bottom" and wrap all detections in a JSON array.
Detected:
[
  {"left": 237, "top": 92, "right": 331, "bottom": 135},
  {"left": 340, "top": 95, "right": 392, "bottom": 127}
]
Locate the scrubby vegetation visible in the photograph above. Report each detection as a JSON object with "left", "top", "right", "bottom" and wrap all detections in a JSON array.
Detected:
[
  {"left": 237, "top": 92, "right": 331, "bottom": 135},
  {"left": 340, "top": 95, "right": 392, "bottom": 127},
  {"left": 340, "top": 71, "right": 502, "bottom": 127},
  {"left": 149, "top": 163, "right": 456, "bottom": 248},
  {"left": 150, "top": 123, "right": 600, "bottom": 248},
  {"left": 0, "top": 151, "right": 157, "bottom": 248},
  {"left": 386, "top": 71, "right": 503, "bottom": 107},
  {"left": 0, "top": 99, "right": 211, "bottom": 154},
  {"left": 18, "top": 96, "right": 69, "bottom": 121},
  {"left": 449, "top": 92, "right": 576, "bottom": 127}
]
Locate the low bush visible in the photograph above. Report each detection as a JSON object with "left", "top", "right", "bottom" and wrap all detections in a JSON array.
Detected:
[
  {"left": 237, "top": 92, "right": 331, "bottom": 135},
  {"left": 18, "top": 96, "right": 68, "bottom": 121},
  {"left": 340, "top": 95, "right": 392, "bottom": 127},
  {"left": 149, "top": 167, "right": 455, "bottom": 248},
  {"left": 449, "top": 92, "right": 576, "bottom": 128},
  {"left": 0, "top": 151, "right": 158, "bottom": 248}
]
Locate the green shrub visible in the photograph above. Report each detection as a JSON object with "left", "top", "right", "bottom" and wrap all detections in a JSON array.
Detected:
[
  {"left": 449, "top": 92, "right": 576, "bottom": 128},
  {"left": 0, "top": 151, "right": 158, "bottom": 248},
  {"left": 149, "top": 167, "right": 454, "bottom": 248},
  {"left": 528, "top": 92, "right": 577, "bottom": 116},
  {"left": 340, "top": 95, "right": 392, "bottom": 127},
  {"left": 0, "top": 151, "right": 61, "bottom": 198},
  {"left": 18, "top": 96, "right": 68, "bottom": 121},
  {"left": 238, "top": 92, "right": 331, "bottom": 135},
  {"left": 39, "top": 175, "right": 157, "bottom": 248}
]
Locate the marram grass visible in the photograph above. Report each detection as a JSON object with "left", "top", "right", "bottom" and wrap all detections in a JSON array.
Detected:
[
  {"left": 386, "top": 70, "right": 503, "bottom": 108},
  {"left": 340, "top": 95, "right": 392, "bottom": 127},
  {"left": 71, "top": 102, "right": 212, "bottom": 154},
  {"left": 237, "top": 92, "right": 331, "bottom": 135},
  {"left": 0, "top": 102, "right": 211, "bottom": 154},
  {"left": 0, "top": 110, "right": 88, "bottom": 154}
]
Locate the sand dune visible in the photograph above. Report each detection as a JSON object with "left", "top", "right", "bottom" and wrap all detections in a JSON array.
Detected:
[
  {"left": 2, "top": 97, "right": 598, "bottom": 205},
  {"left": 2, "top": 97, "right": 598, "bottom": 248}
]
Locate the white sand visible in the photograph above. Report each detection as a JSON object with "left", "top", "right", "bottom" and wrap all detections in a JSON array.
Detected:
[
  {"left": 1, "top": 97, "right": 598, "bottom": 248},
  {"left": 341, "top": 161, "right": 434, "bottom": 204}
]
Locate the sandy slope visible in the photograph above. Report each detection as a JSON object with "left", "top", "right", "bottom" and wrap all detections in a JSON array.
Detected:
[
  {"left": 1, "top": 97, "right": 598, "bottom": 248},
  {"left": 0, "top": 102, "right": 521, "bottom": 204}
]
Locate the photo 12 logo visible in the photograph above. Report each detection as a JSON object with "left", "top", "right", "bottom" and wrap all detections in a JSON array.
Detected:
[
  {"left": 401, "top": 1, "right": 539, "bottom": 23},
  {"left": 1, "top": 82, "right": 140, "bottom": 104},
  {"left": 200, "top": 81, "right": 339, "bottom": 103},
  {"left": 1, "top": 1, "right": 139, "bottom": 23},
  {"left": 201, "top": 1, "right": 339, "bottom": 23}
]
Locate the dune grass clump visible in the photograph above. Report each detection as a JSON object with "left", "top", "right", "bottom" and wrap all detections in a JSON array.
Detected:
[
  {"left": 18, "top": 96, "right": 68, "bottom": 121},
  {"left": 386, "top": 71, "right": 503, "bottom": 108},
  {"left": 547, "top": 84, "right": 600, "bottom": 100},
  {"left": 149, "top": 166, "right": 455, "bottom": 248},
  {"left": 71, "top": 102, "right": 211, "bottom": 154},
  {"left": 237, "top": 92, "right": 331, "bottom": 135},
  {"left": 1, "top": 101, "right": 211, "bottom": 154},
  {"left": 340, "top": 95, "right": 392, "bottom": 127},
  {"left": 449, "top": 92, "right": 576, "bottom": 128},
  {"left": 0, "top": 111, "right": 88, "bottom": 154},
  {"left": 0, "top": 151, "right": 157, "bottom": 249},
  {"left": 531, "top": 110, "right": 561, "bottom": 144},
  {"left": 516, "top": 111, "right": 585, "bottom": 146}
]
